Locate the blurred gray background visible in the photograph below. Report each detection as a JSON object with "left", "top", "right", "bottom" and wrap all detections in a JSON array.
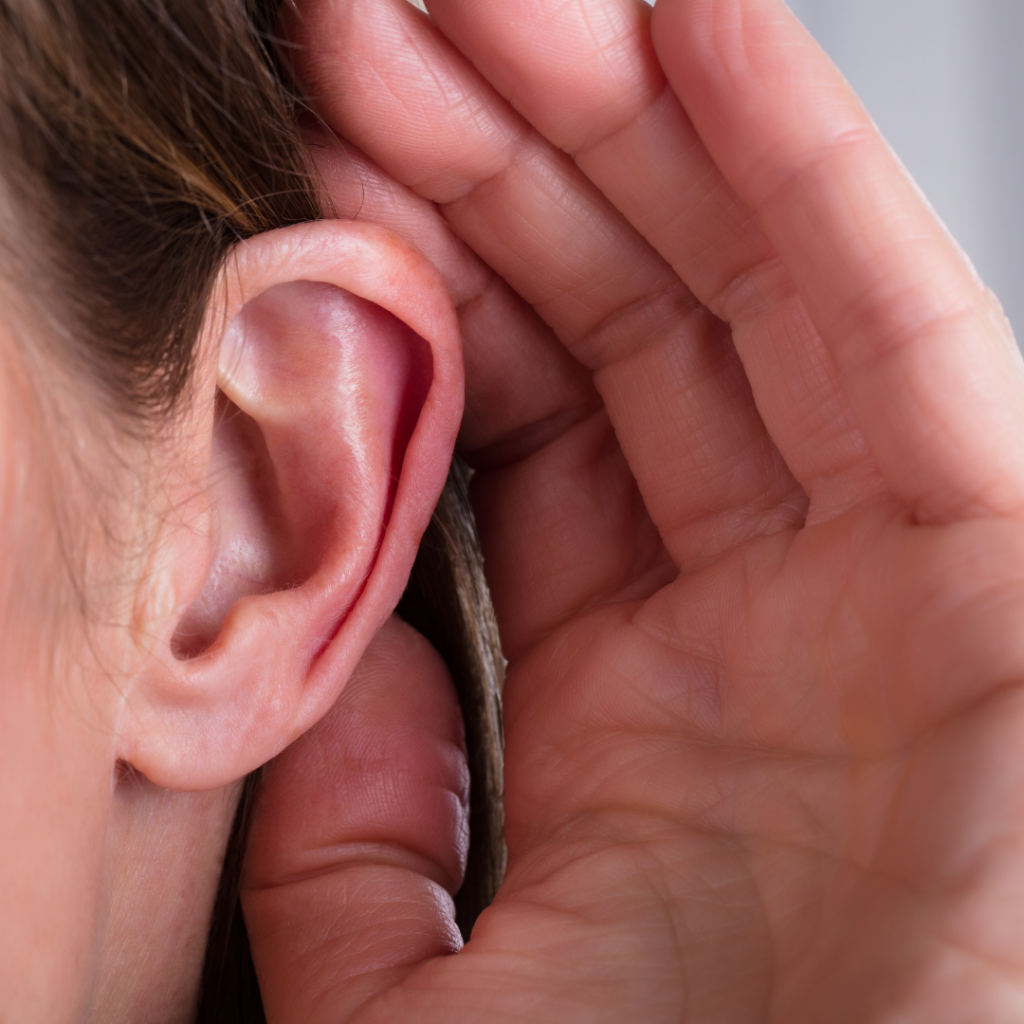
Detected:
[{"left": 786, "top": 0, "right": 1024, "bottom": 344}]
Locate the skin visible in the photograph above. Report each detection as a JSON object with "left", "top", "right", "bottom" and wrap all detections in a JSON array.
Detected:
[
  {"left": 0, "top": 220, "right": 462, "bottom": 1022},
  {"left": 5, "top": 0, "right": 1024, "bottom": 1020},
  {"left": 237, "top": 0, "right": 1024, "bottom": 1021}
]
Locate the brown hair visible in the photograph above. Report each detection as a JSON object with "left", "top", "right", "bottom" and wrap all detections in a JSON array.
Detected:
[
  {"left": 0, "top": 0, "right": 316, "bottom": 418},
  {"left": 0, "top": 0, "right": 504, "bottom": 1018}
]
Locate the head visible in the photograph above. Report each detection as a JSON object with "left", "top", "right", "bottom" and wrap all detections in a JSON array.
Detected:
[{"left": 0, "top": 0, "right": 464, "bottom": 1019}]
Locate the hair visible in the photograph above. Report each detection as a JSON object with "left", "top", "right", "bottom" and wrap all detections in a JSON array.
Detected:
[{"left": 0, "top": 0, "right": 505, "bottom": 1019}]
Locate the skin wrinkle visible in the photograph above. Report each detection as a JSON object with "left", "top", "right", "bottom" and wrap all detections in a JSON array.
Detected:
[
  {"left": 764, "top": 331, "right": 850, "bottom": 443},
  {"left": 566, "top": 733, "right": 854, "bottom": 836},
  {"left": 938, "top": 908, "right": 1024, "bottom": 981},
  {"left": 336, "top": 65, "right": 468, "bottom": 200},
  {"left": 654, "top": 350, "right": 757, "bottom": 466},
  {"left": 564, "top": 65, "right": 666, "bottom": 163},
  {"left": 743, "top": 120, "right": 881, "bottom": 215},
  {"left": 314, "top": 144, "right": 524, "bottom": 346},
  {"left": 479, "top": 416, "right": 658, "bottom": 618},
  {"left": 690, "top": 175, "right": 762, "bottom": 265},
  {"left": 443, "top": 0, "right": 661, "bottom": 157},
  {"left": 411, "top": 2, "right": 778, "bottom": 411},
  {"left": 450, "top": 146, "right": 665, "bottom": 323},
  {"left": 708, "top": 261, "right": 875, "bottom": 492},
  {"left": 663, "top": 9, "right": 1024, "bottom": 526},
  {"left": 643, "top": 871, "right": 694, "bottom": 1024},
  {"left": 628, "top": 454, "right": 804, "bottom": 567},
  {"left": 394, "top": 18, "right": 510, "bottom": 156},
  {"left": 561, "top": 4, "right": 655, "bottom": 126},
  {"left": 672, "top": 431, "right": 790, "bottom": 520},
  {"left": 501, "top": 805, "right": 903, "bottom": 946},
  {"left": 708, "top": 250, "right": 791, "bottom": 329},
  {"left": 617, "top": 847, "right": 752, "bottom": 1011},
  {"left": 747, "top": 848, "right": 917, "bottom": 1013},
  {"left": 579, "top": 93, "right": 773, "bottom": 302},
  {"left": 758, "top": 195, "right": 983, "bottom": 378},
  {"left": 483, "top": 171, "right": 591, "bottom": 297},
  {"left": 303, "top": 2, "right": 526, "bottom": 205},
  {"left": 359, "top": 96, "right": 663, "bottom": 324},
  {"left": 847, "top": 344, "right": 1002, "bottom": 518},
  {"left": 835, "top": 286, "right": 983, "bottom": 385},
  {"left": 466, "top": 400, "right": 594, "bottom": 469},
  {"left": 595, "top": 680, "right": 862, "bottom": 788},
  {"left": 569, "top": 272, "right": 702, "bottom": 369},
  {"left": 881, "top": 709, "right": 1024, "bottom": 877},
  {"left": 570, "top": 287, "right": 814, "bottom": 567},
  {"left": 499, "top": 802, "right": 925, "bottom": 995},
  {"left": 416, "top": 117, "right": 531, "bottom": 206},
  {"left": 256, "top": 844, "right": 461, "bottom": 894}
]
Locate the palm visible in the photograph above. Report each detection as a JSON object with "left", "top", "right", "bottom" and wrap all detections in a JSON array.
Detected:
[
  {"left": 487, "top": 503, "right": 1024, "bottom": 1021},
  {"left": 242, "top": 0, "right": 1024, "bottom": 1019}
]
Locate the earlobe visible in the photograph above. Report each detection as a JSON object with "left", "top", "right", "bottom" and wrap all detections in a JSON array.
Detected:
[{"left": 118, "top": 220, "right": 463, "bottom": 791}]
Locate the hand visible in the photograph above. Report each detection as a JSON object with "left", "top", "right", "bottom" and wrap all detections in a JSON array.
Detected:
[{"left": 242, "top": 0, "right": 1024, "bottom": 1019}]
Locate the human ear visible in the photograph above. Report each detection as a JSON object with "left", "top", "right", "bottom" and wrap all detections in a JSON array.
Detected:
[{"left": 116, "top": 220, "right": 463, "bottom": 791}]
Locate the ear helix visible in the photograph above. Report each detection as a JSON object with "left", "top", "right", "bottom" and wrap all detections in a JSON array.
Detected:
[
  {"left": 118, "top": 220, "right": 463, "bottom": 791},
  {"left": 174, "top": 281, "right": 432, "bottom": 660}
]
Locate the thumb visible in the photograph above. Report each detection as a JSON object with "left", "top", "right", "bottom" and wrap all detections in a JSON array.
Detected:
[{"left": 240, "top": 615, "right": 469, "bottom": 1023}]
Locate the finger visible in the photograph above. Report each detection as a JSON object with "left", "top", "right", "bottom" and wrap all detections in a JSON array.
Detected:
[
  {"left": 287, "top": 0, "right": 806, "bottom": 587},
  {"left": 241, "top": 617, "right": 467, "bottom": 1024},
  {"left": 306, "top": 132, "right": 599, "bottom": 467},
  {"left": 652, "top": 0, "right": 1024, "bottom": 523},
  {"left": 306, "top": 134, "right": 647, "bottom": 655},
  {"left": 423, "top": 0, "right": 884, "bottom": 517}
]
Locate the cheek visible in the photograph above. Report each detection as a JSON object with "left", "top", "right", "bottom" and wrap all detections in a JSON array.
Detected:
[
  {"left": 0, "top": 671, "right": 115, "bottom": 1020},
  {"left": 0, "top": 331, "right": 117, "bottom": 1022}
]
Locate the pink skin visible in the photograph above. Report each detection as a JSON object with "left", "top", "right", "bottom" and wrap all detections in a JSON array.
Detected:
[
  {"left": 237, "top": 0, "right": 1024, "bottom": 1021},
  {"left": 6, "top": 0, "right": 1024, "bottom": 1021},
  {"left": 0, "top": 221, "right": 461, "bottom": 1022}
]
